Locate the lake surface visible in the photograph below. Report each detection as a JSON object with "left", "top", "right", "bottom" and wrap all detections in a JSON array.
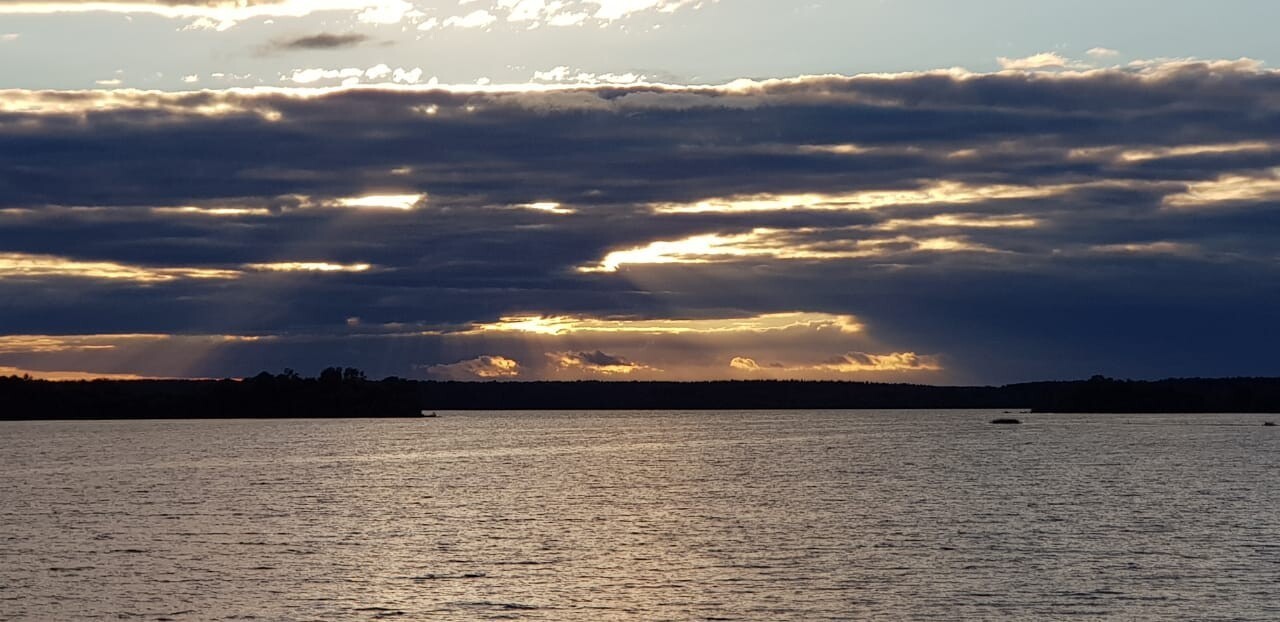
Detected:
[{"left": 1, "top": 410, "right": 1277, "bottom": 620}]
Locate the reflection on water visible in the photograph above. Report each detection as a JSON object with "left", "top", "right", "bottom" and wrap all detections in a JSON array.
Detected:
[{"left": 1, "top": 411, "right": 1278, "bottom": 620}]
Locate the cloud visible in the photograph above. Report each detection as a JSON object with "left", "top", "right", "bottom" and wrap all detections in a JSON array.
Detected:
[
  {"left": 546, "top": 350, "right": 658, "bottom": 375},
  {"left": 335, "top": 193, "right": 426, "bottom": 209},
  {"left": 269, "top": 33, "right": 372, "bottom": 52},
  {"left": 444, "top": 9, "right": 498, "bottom": 28},
  {"left": 0, "top": 333, "right": 166, "bottom": 354},
  {"left": 456, "top": 313, "right": 863, "bottom": 336},
  {"left": 355, "top": 0, "right": 419, "bottom": 24},
  {"left": 284, "top": 65, "right": 427, "bottom": 85},
  {"left": 0, "top": 333, "right": 270, "bottom": 379},
  {"left": 531, "top": 66, "right": 646, "bottom": 85},
  {"left": 1162, "top": 168, "right": 1280, "bottom": 208},
  {"left": 2, "top": 61, "right": 1280, "bottom": 382},
  {"left": 1, "top": 33, "right": 19, "bottom": 42},
  {"left": 246, "top": 262, "right": 373, "bottom": 273},
  {"left": 587, "top": 0, "right": 708, "bottom": 21},
  {"left": 0, "top": 252, "right": 377, "bottom": 282},
  {"left": 424, "top": 355, "right": 521, "bottom": 379},
  {"left": 997, "top": 52, "right": 1074, "bottom": 71},
  {"left": 420, "top": 0, "right": 709, "bottom": 30},
  {"left": 1087, "top": 47, "right": 1120, "bottom": 58},
  {"left": 578, "top": 229, "right": 1004, "bottom": 273},
  {"left": 815, "top": 352, "right": 942, "bottom": 373},
  {"left": 729, "top": 352, "right": 941, "bottom": 375},
  {"left": 0, "top": 252, "right": 241, "bottom": 282},
  {"left": 0, "top": 0, "right": 421, "bottom": 30}
]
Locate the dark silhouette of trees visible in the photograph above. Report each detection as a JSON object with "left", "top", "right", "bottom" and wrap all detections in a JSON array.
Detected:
[
  {"left": 1004, "top": 376, "right": 1280, "bottom": 413},
  {"left": 412, "top": 377, "right": 1280, "bottom": 412},
  {"left": 0, "top": 368, "right": 421, "bottom": 420},
  {"left": 1, "top": 373, "right": 1278, "bottom": 420}
]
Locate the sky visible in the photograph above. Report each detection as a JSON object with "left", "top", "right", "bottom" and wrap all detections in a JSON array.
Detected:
[{"left": 1, "top": 1, "right": 1279, "bottom": 383}]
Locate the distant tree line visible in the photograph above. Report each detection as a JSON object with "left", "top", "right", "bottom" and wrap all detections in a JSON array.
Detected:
[
  {"left": 0, "top": 367, "right": 420, "bottom": 420},
  {"left": 1006, "top": 375, "right": 1280, "bottom": 413},
  {"left": 415, "top": 376, "right": 1280, "bottom": 413},
  {"left": 1, "top": 372, "right": 1279, "bottom": 420}
]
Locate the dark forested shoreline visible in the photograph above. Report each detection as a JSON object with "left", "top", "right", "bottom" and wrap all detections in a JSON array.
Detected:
[{"left": 2, "top": 372, "right": 1279, "bottom": 420}]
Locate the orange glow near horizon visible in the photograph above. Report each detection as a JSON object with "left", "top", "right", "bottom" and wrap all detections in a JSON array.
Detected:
[{"left": 0, "top": 365, "right": 163, "bottom": 381}]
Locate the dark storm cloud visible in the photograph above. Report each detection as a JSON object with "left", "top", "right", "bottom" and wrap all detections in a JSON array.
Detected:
[
  {"left": 2, "top": 60, "right": 1279, "bottom": 381},
  {"left": 266, "top": 33, "right": 373, "bottom": 52}
]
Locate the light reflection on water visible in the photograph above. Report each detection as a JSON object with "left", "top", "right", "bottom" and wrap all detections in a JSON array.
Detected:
[{"left": 1, "top": 410, "right": 1278, "bottom": 620}]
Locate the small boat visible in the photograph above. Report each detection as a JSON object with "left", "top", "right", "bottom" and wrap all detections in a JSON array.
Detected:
[
  {"left": 421, "top": 410, "right": 439, "bottom": 418},
  {"left": 990, "top": 418, "right": 1022, "bottom": 425},
  {"left": 1265, "top": 421, "right": 1276, "bottom": 427}
]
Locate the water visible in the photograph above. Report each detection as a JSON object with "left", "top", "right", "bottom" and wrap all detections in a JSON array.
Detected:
[{"left": 1, "top": 410, "right": 1277, "bottom": 620}]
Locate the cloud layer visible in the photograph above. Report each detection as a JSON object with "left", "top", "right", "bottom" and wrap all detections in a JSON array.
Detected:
[
  {"left": 2, "top": 61, "right": 1279, "bottom": 381},
  {"left": 0, "top": 0, "right": 713, "bottom": 29}
]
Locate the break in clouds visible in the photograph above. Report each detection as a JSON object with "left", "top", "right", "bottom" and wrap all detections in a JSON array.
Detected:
[{"left": 1, "top": 60, "right": 1279, "bottom": 381}]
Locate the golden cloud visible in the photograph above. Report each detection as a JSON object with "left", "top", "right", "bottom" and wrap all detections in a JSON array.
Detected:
[
  {"left": 545, "top": 350, "right": 659, "bottom": 375},
  {"left": 0, "top": 333, "right": 168, "bottom": 353},
  {"left": 731, "top": 351, "right": 942, "bottom": 374},
  {"left": 579, "top": 229, "right": 1001, "bottom": 273},
  {"left": 647, "top": 181, "right": 1075, "bottom": 214},
  {"left": 424, "top": 355, "right": 521, "bottom": 379},
  {"left": 0, "top": 252, "right": 241, "bottom": 282},
  {"left": 246, "top": 262, "right": 373, "bottom": 273},
  {"left": 457, "top": 311, "right": 864, "bottom": 336},
  {"left": 1163, "top": 168, "right": 1280, "bottom": 208},
  {"left": 0, "top": 333, "right": 265, "bottom": 354}
]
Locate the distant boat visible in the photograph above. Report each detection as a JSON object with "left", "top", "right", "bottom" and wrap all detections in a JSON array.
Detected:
[
  {"left": 421, "top": 411, "right": 439, "bottom": 418},
  {"left": 990, "top": 418, "right": 1022, "bottom": 425},
  {"left": 1265, "top": 421, "right": 1276, "bottom": 427}
]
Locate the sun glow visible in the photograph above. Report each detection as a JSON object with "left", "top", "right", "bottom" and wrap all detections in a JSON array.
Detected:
[
  {"left": 649, "top": 181, "right": 1074, "bottom": 214},
  {"left": 335, "top": 194, "right": 425, "bottom": 210},
  {"left": 579, "top": 229, "right": 999, "bottom": 272},
  {"left": 247, "top": 262, "right": 373, "bottom": 273},
  {"left": 459, "top": 311, "right": 864, "bottom": 336},
  {"left": 875, "top": 214, "right": 1040, "bottom": 230},
  {"left": 517, "top": 201, "right": 575, "bottom": 214},
  {"left": 151, "top": 206, "right": 272, "bottom": 217},
  {"left": 579, "top": 233, "right": 751, "bottom": 273}
]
